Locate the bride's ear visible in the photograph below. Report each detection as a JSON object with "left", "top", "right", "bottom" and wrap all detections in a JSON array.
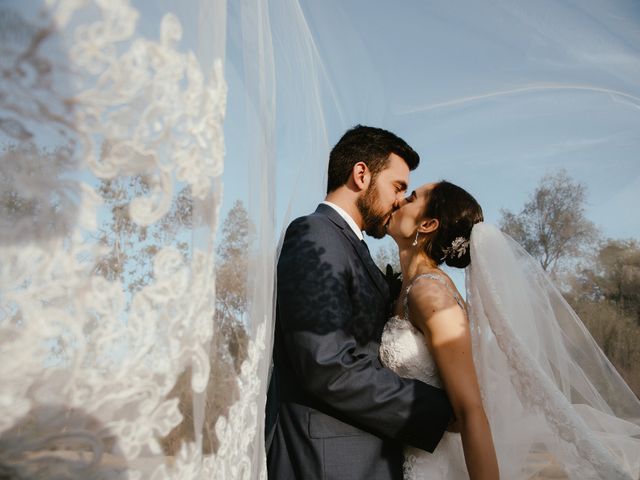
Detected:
[
  {"left": 418, "top": 218, "right": 439, "bottom": 234},
  {"left": 351, "top": 162, "right": 371, "bottom": 191}
]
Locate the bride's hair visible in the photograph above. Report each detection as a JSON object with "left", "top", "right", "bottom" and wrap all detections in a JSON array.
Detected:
[{"left": 422, "top": 181, "right": 483, "bottom": 268}]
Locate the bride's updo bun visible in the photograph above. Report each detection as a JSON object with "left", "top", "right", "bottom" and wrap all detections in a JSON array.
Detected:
[{"left": 422, "top": 181, "right": 483, "bottom": 269}]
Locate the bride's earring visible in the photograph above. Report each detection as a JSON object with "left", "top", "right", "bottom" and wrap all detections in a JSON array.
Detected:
[{"left": 412, "top": 231, "right": 419, "bottom": 246}]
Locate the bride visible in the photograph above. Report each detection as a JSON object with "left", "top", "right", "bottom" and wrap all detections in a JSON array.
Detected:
[{"left": 381, "top": 181, "right": 640, "bottom": 479}]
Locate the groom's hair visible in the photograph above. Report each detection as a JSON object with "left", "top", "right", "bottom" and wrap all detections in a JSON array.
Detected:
[{"left": 327, "top": 125, "right": 419, "bottom": 193}]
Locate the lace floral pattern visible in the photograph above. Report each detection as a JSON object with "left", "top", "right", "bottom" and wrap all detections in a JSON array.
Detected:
[
  {"left": 0, "top": 1, "right": 265, "bottom": 478},
  {"left": 380, "top": 315, "right": 442, "bottom": 389}
]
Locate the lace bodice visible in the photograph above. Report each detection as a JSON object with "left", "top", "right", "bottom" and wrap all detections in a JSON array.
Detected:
[
  {"left": 381, "top": 314, "right": 443, "bottom": 388},
  {"left": 380, "top": 273, "right": 466, "bottom": 389}
]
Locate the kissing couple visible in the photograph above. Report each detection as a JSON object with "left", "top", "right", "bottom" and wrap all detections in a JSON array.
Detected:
[{"left": 265, "top": 125, "right": 640, "bottom": 479}]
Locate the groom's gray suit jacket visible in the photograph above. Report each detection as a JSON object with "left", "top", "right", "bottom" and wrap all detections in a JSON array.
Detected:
[{"left": 266, "top": 204, "right": 452, "bottom": 480}]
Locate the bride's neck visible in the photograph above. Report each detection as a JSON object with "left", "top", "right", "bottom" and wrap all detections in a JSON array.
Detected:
[{"left": 398, "top": 246, "right": 438, "bottom": 282}]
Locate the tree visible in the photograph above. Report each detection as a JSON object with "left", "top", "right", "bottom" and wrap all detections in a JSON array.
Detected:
[
  {"left": 373, "top": 241, "right": 400, "bottom": 273},
  {"left": 570, "top": 239, "right": 640, "bottom": 325},
  {"left": 0, "top": 143, "right": 76, "bottom": 246},
  {"left": 161, "top": 199, "right": 253, "bottom": 455},
  {"left": 564, "top": 239, "right": 640, "bottom": 396},
  {"left": 499, "top": 170, "right": 598, "bottom": 274},
  {"left": 215, "top": 200, "right": 251, "bottom": 332},
  {"left": 499, "top": 171, "right": 640, "bottom": 396},
  {"left": 94, "top": 174, "right": 192, "bottom": 293}
]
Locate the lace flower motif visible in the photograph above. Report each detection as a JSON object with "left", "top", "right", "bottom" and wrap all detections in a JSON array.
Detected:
[{"left": 441, "top": 236, "right": 469, "bottom": 260}]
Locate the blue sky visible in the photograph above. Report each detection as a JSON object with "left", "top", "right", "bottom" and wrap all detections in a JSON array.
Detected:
[
  {"left": 221, "top": 0, "right": 640, "bottom": 257},
  {"left": 1, "top": 0, "right": 636, "bottom": 357}
]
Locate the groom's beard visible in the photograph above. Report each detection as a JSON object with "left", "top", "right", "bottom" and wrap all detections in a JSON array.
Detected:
[{"left": 357, "top": 183, "right": 393, "bottom": 239}]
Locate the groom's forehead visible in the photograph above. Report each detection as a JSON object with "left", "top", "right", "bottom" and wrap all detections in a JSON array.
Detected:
[
  {"left": 380, "top": 153, "right": 410, "bottom": 186},
  {"left": 377, "top": 173, "right": 408, "bottom": 193}
]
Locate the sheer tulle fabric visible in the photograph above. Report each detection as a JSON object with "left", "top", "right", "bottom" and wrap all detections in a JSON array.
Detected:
[
  {"left": 467, "top": 224, "right": 640, "bottom": 479},
  {"left": 2, "top": 0, "right": 639, "bottom": 478},
  {"left": 0, "top": 0, "right": 273, "bottom": 477}
]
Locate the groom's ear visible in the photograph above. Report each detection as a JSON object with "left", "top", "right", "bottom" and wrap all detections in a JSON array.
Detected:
[
  {"left": 418, "top": 218, "right": 439, "bottom": 234},
  {"left": 351, "top": 162, "right": 371, "bottom": 191}
]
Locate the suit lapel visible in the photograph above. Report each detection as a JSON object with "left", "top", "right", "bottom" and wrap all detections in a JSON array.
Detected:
[
  {"left": 350, "top": 235, "right": 389, "bottom": 297},
  {"left": 315, "top": 204, "right": 389, "bottom": 297}
]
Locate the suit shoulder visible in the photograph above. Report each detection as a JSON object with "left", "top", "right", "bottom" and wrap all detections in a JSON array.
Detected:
[
  {"left": 285, "top": 211, "right": 337, "bottom": 238},
  {"left": 280, "top": 211, "right": 348, "bottom": 264},
  {"left": 289, "top": 210, "right": 333, "bottom": 226}
]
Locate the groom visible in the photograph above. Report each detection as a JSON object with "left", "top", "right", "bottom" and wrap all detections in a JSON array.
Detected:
[{"left": 266, "top": 126, "right": 452, "bottom": 479}]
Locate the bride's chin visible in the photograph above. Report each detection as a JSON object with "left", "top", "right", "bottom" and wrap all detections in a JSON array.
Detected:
[
  {"left": 384, "top": 221, "right": 394, "bottom": 237},
  {"left": 385, "top": 224, "right": 397, "bottom": 239}
]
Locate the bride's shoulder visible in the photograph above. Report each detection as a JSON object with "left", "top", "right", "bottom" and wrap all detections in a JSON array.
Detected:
[{"left": 406, "top": 272, "right": 461, "bottom": 315}]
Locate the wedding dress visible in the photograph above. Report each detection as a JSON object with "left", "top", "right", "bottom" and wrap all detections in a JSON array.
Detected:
[
  {"left": 381, "top": 274, "right": 470, "bottom": 479},
  {"left": 380, "top": 223, "right": 640, "bottom": 480}
]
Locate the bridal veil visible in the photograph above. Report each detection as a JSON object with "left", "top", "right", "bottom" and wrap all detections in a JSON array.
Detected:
[
  {"left": 467, "top": 224, "right": 640, "bottom": 479},
  {"left": 1, "top": 0, "right": 638, "bottom": 478}
]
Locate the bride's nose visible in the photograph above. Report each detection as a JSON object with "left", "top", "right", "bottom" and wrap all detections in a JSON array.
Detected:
[{"left": 396, "top": 196, "right": 410, "bottom": 209}]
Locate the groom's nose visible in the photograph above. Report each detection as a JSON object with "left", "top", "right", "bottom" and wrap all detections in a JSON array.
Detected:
[
  {"left": 394, "top": 192, "right": 407, "bottom": 208},
  {"left": 396, "top": 196, "right": 409, "bottom": 209}
]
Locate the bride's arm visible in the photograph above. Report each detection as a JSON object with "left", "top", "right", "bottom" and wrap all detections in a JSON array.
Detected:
[{"left": 408, "top": 279, "right": 499, "bottom": 480}]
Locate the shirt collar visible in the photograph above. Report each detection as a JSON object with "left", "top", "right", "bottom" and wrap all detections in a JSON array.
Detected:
[{"left": 321, "top": 201, "right": 364, "bottom": 241}]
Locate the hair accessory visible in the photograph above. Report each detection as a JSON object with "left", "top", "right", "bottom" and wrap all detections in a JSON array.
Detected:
[{"left": 441, "top": 236, "right": 469, "bottom": 260}]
